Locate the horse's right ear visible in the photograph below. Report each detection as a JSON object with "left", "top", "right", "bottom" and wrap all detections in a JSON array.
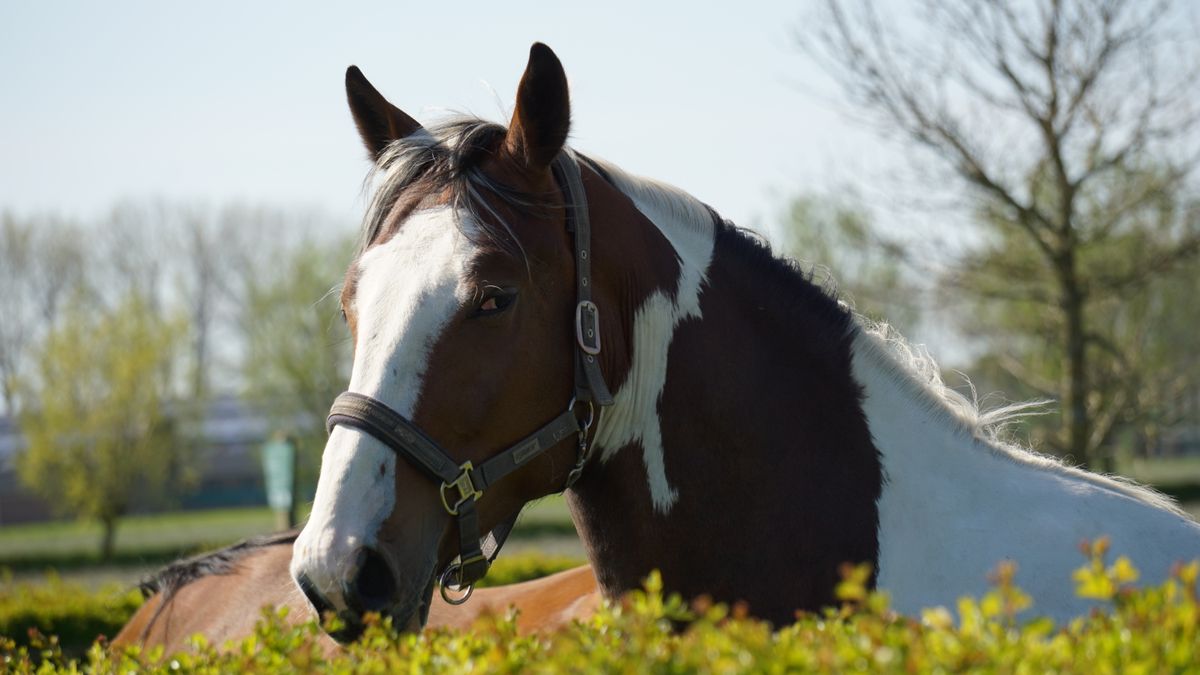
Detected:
[{"left": 345, "top": 66, "right": 422, "bottom": 161}]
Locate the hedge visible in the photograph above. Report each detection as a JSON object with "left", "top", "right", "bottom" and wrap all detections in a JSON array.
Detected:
[
  {"left": 2, "top": 539, "right": 1199, "bottom": 673},
  {"left": 0, "top": 571, "right": 143, "bottom": 658}
]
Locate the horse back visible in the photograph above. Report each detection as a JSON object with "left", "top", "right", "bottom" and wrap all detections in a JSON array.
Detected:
[
  {"left": 111, "top": 541, "right": 336, "bottom": 656},
  {"left": 428, "top": 564, "right": 600, "bottom": 633},
  {"left": 113, "top": 537, "right": 598, "bottom": 655}
]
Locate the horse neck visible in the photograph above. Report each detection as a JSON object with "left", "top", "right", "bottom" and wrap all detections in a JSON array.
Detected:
[
  {"left": 850, "top": 327, "right": 1012, "bottom": 497},
  {"left": 846, "top": 325, "right": 1182, "bottom": 520},
  {"left": 852, "top": 326, "right": 1200, "bottom": 619},
  {"left": 570, "top": 175, "right": 883, "bottom": 621}
]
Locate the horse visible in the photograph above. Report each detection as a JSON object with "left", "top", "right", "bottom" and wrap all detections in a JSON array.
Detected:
[
  {"left": 112, "top": 532, "right": 598, "bottom": 656},
  {"left": 289, "top": 42, "right": 1200, "bottom": 637}
]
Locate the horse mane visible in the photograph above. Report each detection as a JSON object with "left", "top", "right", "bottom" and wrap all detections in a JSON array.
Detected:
[
  {"left": 591, "top": 154, "right": 856, "bottom": 362},
  {"left": 362, "top": 113, "right": 1183, "bottom": 520},
  {"left": 359, "top": 117, "right": 557, "bottom": 260},
  {"left": 852, "top": 320, "right": 1188, "bottom": 517},
  {"left": 586, "top": 156, "right": 716, "bottom": 242},
  {"left": 575, "top": 151, "right": 1183, "bottom": 520},
  {"left": 138, "top": 530, "right": 299, "bottom": 600}
]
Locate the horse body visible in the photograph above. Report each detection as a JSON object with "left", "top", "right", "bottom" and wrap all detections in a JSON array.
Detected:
[
  {"left": 291, "top": 43, "right": 1200, "bottom": 634},
  {"left": 564, "top": 160, "right": 1200, "bottom": 625},
  {"left": 567, "top": 189, "right": 882, "bottom": 623},
  {"left": 114, "top": 537, "right": 338, "bottom": 656},
  {"left": 853, "top": 330, "right": 1200, "bottom": 619},
  {"left": 113, "top": 535, "right": 599, "bottom": 656}
]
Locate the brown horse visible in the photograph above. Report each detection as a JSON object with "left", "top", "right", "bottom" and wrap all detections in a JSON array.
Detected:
[
  {"left": 291, "top": 41, "right": 1200, "bottom": 636},
  {"left": 113, "top": 532, "right": 598, "bottom": 656}
]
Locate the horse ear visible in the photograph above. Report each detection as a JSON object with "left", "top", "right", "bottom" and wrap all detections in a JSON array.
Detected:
[
  {"left": 502, "top": 43, "right": 570, "bottom": 172},
  {"left": 345, "top": 66, "right": 422, "bottom": 160}
]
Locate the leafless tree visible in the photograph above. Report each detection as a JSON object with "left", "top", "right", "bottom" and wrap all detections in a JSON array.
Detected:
[{"left": 802, "top": 0, "right": 1200, "bottom": 468}]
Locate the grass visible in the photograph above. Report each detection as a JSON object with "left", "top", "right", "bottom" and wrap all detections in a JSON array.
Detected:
[
  {"left": 0, "top": 496, "right": 578, "bottom": 574},
  {"left": 1120, "top": 454, "right": 1200, "bottom": 486},
  {"left": 0, "top": 507, "right": 279, "bottom": 572},
  {"left": 4, "top": 470, "right": 1197, "bottom": 577}
]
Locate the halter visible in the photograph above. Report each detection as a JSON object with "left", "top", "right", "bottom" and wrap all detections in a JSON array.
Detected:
[{"left": 325, "top": 151, "right": 614, "bottom": 604}]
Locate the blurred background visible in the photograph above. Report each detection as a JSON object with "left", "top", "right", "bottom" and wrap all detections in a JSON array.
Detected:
[{"left": 2, "top": 0, "right": 1198, "bottom": 594}]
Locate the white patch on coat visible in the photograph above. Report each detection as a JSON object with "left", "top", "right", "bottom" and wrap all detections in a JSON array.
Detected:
[
  {"left": 291, "top": 206, "right": 478, "bottom": 611},
  {"left": 851, "top": 323, "right": 1200, "bottom": 622},
  {"left": 588, "top": 157, "right": 716, "bottom": 513}
]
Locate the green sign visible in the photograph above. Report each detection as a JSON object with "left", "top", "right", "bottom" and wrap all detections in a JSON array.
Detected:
[{"left": 261, "top": 438, "right": 296, "bottom": 512}]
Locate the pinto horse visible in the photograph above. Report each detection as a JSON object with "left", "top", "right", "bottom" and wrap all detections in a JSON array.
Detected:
[
  {"left": 290, "top": 42, "right": 1200, "bottom": 635},
  {"left": 113, "top": 532, "right": 598, "bottom": 655}
]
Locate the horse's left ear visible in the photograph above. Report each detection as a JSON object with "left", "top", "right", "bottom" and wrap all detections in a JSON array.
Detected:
[{"left": 502, "top": 43, "right": 570, "bottom": 173}]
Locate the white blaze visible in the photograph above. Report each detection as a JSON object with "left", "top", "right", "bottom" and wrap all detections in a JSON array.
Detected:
[{"left": 291, "top": 206, "right": 478, "bottom": 610}]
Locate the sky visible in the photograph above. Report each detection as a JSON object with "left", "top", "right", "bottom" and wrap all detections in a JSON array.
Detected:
[
  {"left": 0, "top": 1, "right": 894, "bottom": 235},
  {"left": 1, "top": 2, "right": 975, "bottom": 359}
]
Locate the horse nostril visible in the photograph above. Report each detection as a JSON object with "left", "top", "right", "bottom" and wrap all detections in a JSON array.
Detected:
[
  {"left": 348, "top": 547, "right": 397, "bottom": 613},
  {"left": 296, "top": 571, "right": 337, "bottom": 618}
]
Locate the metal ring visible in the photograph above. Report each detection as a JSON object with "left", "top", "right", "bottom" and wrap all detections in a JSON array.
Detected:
[
  {"left": 568, "top": 397, "right": 595, "bottom": 431},
  {"left": 439, "top": 566, "right": 474, "bottom": 605}
]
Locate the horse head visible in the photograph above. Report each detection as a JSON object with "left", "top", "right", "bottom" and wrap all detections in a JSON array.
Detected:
[{"left": 290, "top": 43, "right": 626, "bottom": 637}]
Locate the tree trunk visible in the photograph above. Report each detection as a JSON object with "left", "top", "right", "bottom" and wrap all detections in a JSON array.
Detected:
[
  {"left": 1061, "top": 258, "right": 1091, "bottom": 469},
  {"left": 99, "top": 516, "right": 117, "bottom": 561}
]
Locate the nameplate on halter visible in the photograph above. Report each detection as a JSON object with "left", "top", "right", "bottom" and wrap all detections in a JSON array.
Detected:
[{"left": 512, "top": 438, "right": 542, "bottom": 465}]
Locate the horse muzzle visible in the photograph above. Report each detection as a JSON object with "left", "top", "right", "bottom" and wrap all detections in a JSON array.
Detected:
[{"left": 294, "top": 544, "right": 429, "bottom": 641}]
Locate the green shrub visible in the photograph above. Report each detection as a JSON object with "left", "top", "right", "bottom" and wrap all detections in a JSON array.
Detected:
[
  {"left": 3, "top": 541, "right": 1199, "bottom": 673},
  {"left": 476, "top": 554, "right": 583, "bottom": 588},
  {"left": 0, "top": 572, "right": 142, "bottom": 657}
]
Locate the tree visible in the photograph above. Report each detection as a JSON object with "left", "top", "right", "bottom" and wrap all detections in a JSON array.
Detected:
[
  {"left": 170, "top": 204, "right": 293, "bottom": 401},
  {"left": 0, "top": 214, "right": 89, "bottom": 415},
  {"left": 17, "top": 293, "right": 193, "bottom": 559},
  {"left": 776, "top": 194, "right": 921, "bottom": 331},
  {"left": 803, "top": 0, "right": 1200, "bottom": 468},
  {"left": 239, "top": 236, "right": 353, "bottom": 491}
]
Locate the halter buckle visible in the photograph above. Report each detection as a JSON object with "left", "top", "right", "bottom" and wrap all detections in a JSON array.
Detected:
[
  {"left": 575, "top": 301, "right": 602, "bottom": 355},
  {"left": 439, "top": 462, "right": 482, "bottom": 516}
]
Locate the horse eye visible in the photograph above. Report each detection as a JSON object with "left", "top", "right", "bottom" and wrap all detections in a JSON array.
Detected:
[{"left": 475, "top": 289, "right": 517, "bottom": 317}]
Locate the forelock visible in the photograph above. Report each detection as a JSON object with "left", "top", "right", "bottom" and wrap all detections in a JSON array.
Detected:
[{"left": 358, "top": 117, "right": 555, "bottom": 262}]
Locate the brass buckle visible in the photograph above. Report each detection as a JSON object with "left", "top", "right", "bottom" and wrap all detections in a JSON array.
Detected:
[{"left": 439, "top": 462, "right": 482, "bottom": 516}]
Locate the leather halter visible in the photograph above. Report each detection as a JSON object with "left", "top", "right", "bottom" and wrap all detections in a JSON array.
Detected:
[{"left": 325, "top": 151, "right": 614, "bottom": 604}]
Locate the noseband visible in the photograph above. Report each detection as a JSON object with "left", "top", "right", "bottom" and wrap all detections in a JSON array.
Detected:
[{"left": 325, "top": 151, "right": 614, "bottom": 604}]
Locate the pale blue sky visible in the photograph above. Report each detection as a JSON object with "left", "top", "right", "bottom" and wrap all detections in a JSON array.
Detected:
[{"left": 0, "top": 1, "right": 893, "bottom": 235}]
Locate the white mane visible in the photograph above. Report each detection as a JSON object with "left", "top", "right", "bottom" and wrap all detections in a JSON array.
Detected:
[
  {"left": 852, "top": 318, "right": 1187, "bottom": 518},
  {"left": 565, "top": 157, "right": 1186, "bottom": 520},
  {"left": 582, "top": 154, "right": 716, "bottom": 238},
  {"left": 577, "top": 152, "right": 717, "bottom": 513}
]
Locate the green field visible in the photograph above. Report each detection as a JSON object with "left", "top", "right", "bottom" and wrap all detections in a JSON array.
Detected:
[
  {"left": 2, "top": 462, "right": 1198, "bottom": 591},
  {"left": 1120, "top": 455, "right": 1200, "bottom": 489},
  {"left": 0, "top": 496, "right": 579, "bottom": 589}
]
